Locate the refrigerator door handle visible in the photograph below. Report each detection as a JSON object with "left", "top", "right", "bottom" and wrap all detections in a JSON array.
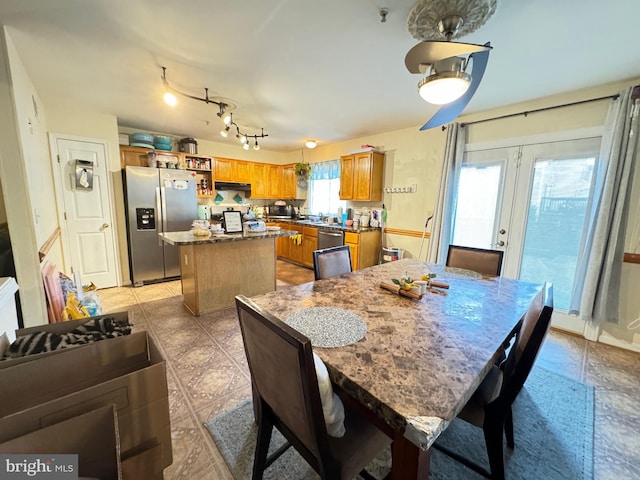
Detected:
[{"left": 156, "top": 186, "right": 163, "bottom": 246}]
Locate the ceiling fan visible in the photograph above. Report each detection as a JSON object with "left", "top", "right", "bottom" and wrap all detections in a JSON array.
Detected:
[{"left": 404, "top": 0, "right": 496, "bottom": 130}]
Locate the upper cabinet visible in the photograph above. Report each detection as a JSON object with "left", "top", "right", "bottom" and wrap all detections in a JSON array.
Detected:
[
  {"left": 251, "top": 163, "right": 268, "bottom": 198},
  {"left": 340, "top": 151, "right": 384, "bottom": 201},
  {"left": 214, "top": 158, "right": 236, "bottom": 181},
  {"left": 267, "top": 165, "right": 281, "bottom": 198},
  {"left": 281, "top": 165, "right": 296, "bottom": 199},
  {"left": 235, "top": 161, "right": 252, "bottom": 183},
  {"left": 119, "top": 146, "right": 181, "bottom": 169},
  {"left": 215, "top": 158, "right": 253, "bottom": 184}
]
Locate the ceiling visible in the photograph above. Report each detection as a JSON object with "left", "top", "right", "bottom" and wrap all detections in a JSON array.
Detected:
[{"left": 1, "top": 0, "right": 639, "bottom": 152}]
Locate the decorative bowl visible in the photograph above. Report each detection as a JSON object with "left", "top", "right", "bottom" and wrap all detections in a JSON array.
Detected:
[{"left": 130, "top": 133, "right": 154, "bottom": 143}]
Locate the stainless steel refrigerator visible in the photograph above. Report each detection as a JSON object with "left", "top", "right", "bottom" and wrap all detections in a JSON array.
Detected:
[{"left": 124, "top": 166, "right": 197, "bottom": 286}]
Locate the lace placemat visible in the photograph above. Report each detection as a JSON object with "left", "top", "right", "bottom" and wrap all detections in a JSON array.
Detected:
[{"left": 285, "top": 307, "right": 367, "bottom": 348}]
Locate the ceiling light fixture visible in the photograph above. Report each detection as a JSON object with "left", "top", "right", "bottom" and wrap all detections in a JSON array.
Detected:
[
  {"left": 418, "top": 56, "right": 471, "bottom": 105},
  {"left": 406, "top": 6, "right": 494, "bottom": 109},
  {"left": 243, "top": 142, "right": 250, "bottom": 151},
  {"left": 163, "top": 91, "right": 177, "bottom": 107},
  {"left": 161, "top": 67, "right": 269, "bottom": 147},
  {"left": 253, "top": 139, "right": 260, "bottom": 151},
  {"left": 305, "top": 139, "right": 317, "bottom": 149}
]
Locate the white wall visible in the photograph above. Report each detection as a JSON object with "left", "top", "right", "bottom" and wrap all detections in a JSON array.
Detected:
[{"left": 0, "top": 28, "right": 48, "bottom": 327}]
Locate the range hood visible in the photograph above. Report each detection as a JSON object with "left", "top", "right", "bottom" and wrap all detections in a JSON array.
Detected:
[{"left": 214, "top": 181, "right": 251, "bottom": 191}]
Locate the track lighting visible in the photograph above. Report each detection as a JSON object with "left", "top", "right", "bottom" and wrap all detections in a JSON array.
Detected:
[
  {"left": 253, "top": 140, "right": 260, "bottom": 151},
  {"left": 161, "top": 67, "right": 270, "bottom": 146},
  {"left": 217, "top": 105, "right": 232, "bottom": 125},
  {"left": 163, "top": 91, "right": 177, "bottom": 107}
]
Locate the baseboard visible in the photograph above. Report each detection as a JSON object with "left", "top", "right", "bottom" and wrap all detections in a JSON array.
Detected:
[{"left": 596, "top": 332, "right": 640, "bottom": 353}]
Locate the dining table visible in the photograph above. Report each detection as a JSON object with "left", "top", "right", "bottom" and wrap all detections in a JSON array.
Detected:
[{"left": 248, "top": 258, "right": 544, "bottom": 479}]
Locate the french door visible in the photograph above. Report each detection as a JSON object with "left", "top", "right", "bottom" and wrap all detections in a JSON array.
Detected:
[{"left": 451, "top": 136, "right": 602, "bottom": 333}]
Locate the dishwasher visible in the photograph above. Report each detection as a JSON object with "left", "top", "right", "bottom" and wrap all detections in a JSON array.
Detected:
[{"left": 317, "top": 228, "right": 344, "bottom": 249}]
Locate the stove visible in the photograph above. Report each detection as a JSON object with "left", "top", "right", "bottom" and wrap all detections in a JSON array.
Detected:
[{"left": 267, "top": 215, "right": 295, "bottom": 222}]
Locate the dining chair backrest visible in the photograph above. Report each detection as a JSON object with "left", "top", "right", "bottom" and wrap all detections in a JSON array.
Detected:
[
  {"left": 500, "top": 282, "right": 554, "bottom": 406},
  {"left": 235, "top": 295, "right": 330, "bottom": 466},
  {"left": 313, "top": 245, "right": 352, "bottom": 280},
  {"left": 446, "top": 244, "right": 504, "bottom": 277}
]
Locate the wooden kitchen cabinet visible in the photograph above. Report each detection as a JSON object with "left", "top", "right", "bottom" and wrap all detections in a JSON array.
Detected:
[
  {"left": 339, "top": 155, "right": 354, "bottom": 200},
  {"left": 344, "top": 232, "right": 360, "bottom": 271},
  {"left": 344, "top": 230, "right": 381, "bottom": 271},
  {"left": 119, "top": 146, "right": 181, "bottom": 169},
  {"left": 288, "top": 224, "right": 303, "bottom": 263},
  {"left": 276, "top": 223, "right": 291, "bottom": 258},
  {"left": 340, "top": 151, "right": 384, "bottom": 201},
  {"left": 214, "top": 157, "right": 253, "bottom": 184},
  {"left": 235, "top": 160, "right": 252, "bottom": 182},
  {"left": 302, "top": 226, "right": 318, "bottom": 267},
  {"left": 281, "top": 164, "right": 296, "bottom": 199},
  {"left": 214, "top": 157, "right": 236, "bottom": 181},
  {"left": 267, "top": 165, "right": 281, "bottom": 198},
  {"left": 250, "top": 163, "right": 268, "bottom": 198}
]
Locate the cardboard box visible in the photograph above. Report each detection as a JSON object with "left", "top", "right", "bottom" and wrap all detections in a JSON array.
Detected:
[
  {"left": 0, "top": 404, "right": 122, "bottom": 480},
  {"left": 0, "top": 326, "right": 172, "bottom": 476},
  {"left": 0, "top": 312, "right": 130, "bottom": 368}
]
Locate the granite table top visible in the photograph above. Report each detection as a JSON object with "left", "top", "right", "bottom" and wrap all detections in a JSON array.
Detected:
[
  {"left": 249, "top": 259, "right": 543, "bottom": 451},
  {"left": 159, "top": 229, "right": 297, "bottom": 246}
]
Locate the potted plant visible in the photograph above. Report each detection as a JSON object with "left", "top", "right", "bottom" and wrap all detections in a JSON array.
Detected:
[{"left": 294, "top": 162, "right": 311, "bottom": 177}]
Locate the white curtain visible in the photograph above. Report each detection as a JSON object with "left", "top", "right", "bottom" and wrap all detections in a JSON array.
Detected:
[
  {"left": 569, "top": 86, "right": 639, "bottom": 336},
  {"left": 427, "top": 123, "right": 467, "bottom": 263}
]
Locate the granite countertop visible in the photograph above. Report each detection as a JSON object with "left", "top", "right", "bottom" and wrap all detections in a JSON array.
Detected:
[
  {"left": 267, "top": 218, "right": 381, "bottom": 233},
  {"left": 159, "top": 229, "right": 297, "bottom": 246},
  {"left": 249, "top": 259, "right": 542, "bottom": 450}
]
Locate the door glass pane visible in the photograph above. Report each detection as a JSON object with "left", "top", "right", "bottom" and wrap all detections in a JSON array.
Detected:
[
  {"left": 452, "top": 164, "right": 502, "bottom": 248},
  {"left": 519, "top": 157, "right": 595, "bottom": 311}
]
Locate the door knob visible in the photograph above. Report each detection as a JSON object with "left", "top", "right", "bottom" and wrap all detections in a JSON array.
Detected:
[
  {"left": 100, "top": 223, "right": 110, "bottom": 231},
  {"left": 492, "top": 240, "right": 505, "bottom": 247}
]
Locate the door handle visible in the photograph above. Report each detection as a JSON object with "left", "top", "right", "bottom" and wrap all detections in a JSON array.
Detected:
[
  {"left": 100, "top": 223, "right": 109, "bottom": 231},
  {"left": 492, "top": 240, "right": 505, "bottom": 247}
]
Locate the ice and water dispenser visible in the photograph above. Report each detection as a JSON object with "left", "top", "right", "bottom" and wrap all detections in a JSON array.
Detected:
[{"left": 136, "top": 208, "right": 156, "bottom": 230}]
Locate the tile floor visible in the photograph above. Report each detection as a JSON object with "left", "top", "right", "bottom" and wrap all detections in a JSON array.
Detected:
[{"left": 98, "top": 260, "right": 640, "bottom": 479}]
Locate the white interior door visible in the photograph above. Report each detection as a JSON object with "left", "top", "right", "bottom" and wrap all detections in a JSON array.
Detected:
[
  {"left": 453, "top": 136, "right": 601, "bottom": 334},
  {"left": 51, "top": 136, "right": 118, "bottom": 288}
]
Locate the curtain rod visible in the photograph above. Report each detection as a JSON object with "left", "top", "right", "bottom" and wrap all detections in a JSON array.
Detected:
[{"left": 460, "top": 93, "right": 620, "bottom": 128}]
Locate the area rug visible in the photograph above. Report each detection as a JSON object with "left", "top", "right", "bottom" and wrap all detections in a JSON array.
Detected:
[{"left": 205, "top": 367, "right": 594, "bottom": 479}]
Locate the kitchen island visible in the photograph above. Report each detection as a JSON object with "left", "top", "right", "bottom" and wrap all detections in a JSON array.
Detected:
[{"left": 160, "top": 229, "right": 296, "bottom": 315}]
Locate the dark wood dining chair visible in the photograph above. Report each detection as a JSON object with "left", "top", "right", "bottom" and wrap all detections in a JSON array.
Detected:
[
  {"left": 235, "top": 295, "right": 391, "bottom": 480},
  {"left": 313, "top": 245, "right": 352, "bottom": 280},
  {"left": 446, "top": 245, "right": 504, "bottom": 277},
  {"left": 434, "top": 283, "right": 553, "bottom": 480}
]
